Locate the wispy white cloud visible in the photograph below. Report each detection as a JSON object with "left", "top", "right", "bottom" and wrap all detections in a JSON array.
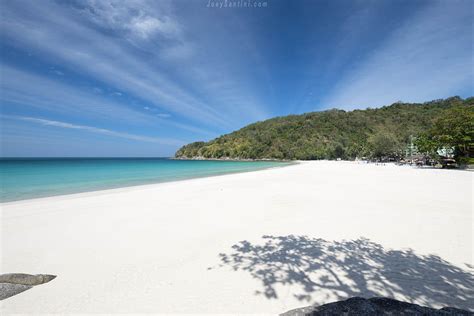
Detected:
[
  {"left": 79, "top": 0, "right": 181, "bottom": 40},
  {"left": 156, "top": 113, "right": 171, "bottom": 118},
  {"left": 50, "top": 69, "right": 64, "bottom": 76},
  {"left": 0, "top": 65, "right": 151, "bottom": 123},
  {"left": 0, "top": 0, "right": 273, "bottom": 130},
  {"left": 0, "top": 119, "right": 178, "bottom": 157},
  {"left": 0, "top": 1, "right": 230, "bottom": 127},
  {"left": 142, "top": 106, "right": 171, "bottom": 118},
  {"left": 0, "top": 65, "right": 215, "bottom": 136},
  {"left": 2, "top": 115, "right": 184, "bottom": 146},
  {"left": 320, "top": 0, "right": 473, "bottom": 110}
]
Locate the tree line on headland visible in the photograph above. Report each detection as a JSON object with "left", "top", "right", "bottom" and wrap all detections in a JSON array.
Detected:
[{"left": 175, "top": 96, "right": 474, "bottom": 164}]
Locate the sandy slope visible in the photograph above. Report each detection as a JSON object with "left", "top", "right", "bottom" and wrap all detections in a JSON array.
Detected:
[{"left": 1, "top": 161, "right": 473, "bottom": 314}]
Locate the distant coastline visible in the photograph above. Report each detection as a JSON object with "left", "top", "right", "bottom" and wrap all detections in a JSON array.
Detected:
[{"left": 171, "top": 156, "right": 294, "bottom": 162}]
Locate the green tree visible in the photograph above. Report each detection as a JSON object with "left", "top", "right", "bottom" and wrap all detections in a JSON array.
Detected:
[
  {"left": 415, "top": 105, "right": 474, "bottom": 163},
  {"left": 368, "top": 131, "right": 401, "bottom": 159},
  {"left": 413, "top": 134, "right": 437, "bottom": 158}
]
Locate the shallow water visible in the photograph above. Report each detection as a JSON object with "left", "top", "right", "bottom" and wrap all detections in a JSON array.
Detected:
[{"left": 0, "top": 158, "right": 289, "bottom": 202}]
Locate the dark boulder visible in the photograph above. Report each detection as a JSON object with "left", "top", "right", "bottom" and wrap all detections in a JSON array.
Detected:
[
  {"left": 0, "top": 273, "right": 56, "bottom": 301},
  {"left": 281, "top": 297, "right": 473, "bottom": 316}
]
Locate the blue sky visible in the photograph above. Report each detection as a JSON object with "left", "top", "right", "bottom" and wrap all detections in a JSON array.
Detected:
[{"left": 0, "top": 0, "right": 472, "bottom": 157}]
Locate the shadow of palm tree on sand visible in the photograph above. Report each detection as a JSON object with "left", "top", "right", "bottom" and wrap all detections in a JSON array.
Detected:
[{"left": 212, "top": 235, "right": 474, "bottom": 310}]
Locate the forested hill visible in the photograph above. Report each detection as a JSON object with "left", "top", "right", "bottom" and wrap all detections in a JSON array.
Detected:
[{"left": 175, "top": 97, "right": 474, "bottom": 160}]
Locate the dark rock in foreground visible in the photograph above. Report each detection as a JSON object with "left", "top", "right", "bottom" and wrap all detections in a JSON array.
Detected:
[
  {"left": 281, "top": 297, "right": 473, "bottom": 316},
  {"left": 0, "top": 273, "right": 56, "bottom": 301},
  {"left": 0, "top": 273, "right": 56, "bottom": 286},
  {"left": 0, "top": 283, "right": 32, "bottom": 300}
]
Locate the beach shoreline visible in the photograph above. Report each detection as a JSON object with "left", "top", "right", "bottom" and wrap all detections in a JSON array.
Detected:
[
  {"left": 0, "top": 159, "right": 296, "bottom": 204},
  {"left": 0, "top": 160, "right": 298, "bottom": 206},
  {"left": 1, "top": 161, "right": 472, "bottom": 314}
]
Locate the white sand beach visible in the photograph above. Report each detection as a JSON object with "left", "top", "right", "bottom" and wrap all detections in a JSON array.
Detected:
[{"left": 1, "top": 161, "right": 473, "bottom": 314}]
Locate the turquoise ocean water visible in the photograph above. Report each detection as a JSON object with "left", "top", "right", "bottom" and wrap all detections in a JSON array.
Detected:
[{"left": 0, "top": 158, "right": 289, "bottom": 203}]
